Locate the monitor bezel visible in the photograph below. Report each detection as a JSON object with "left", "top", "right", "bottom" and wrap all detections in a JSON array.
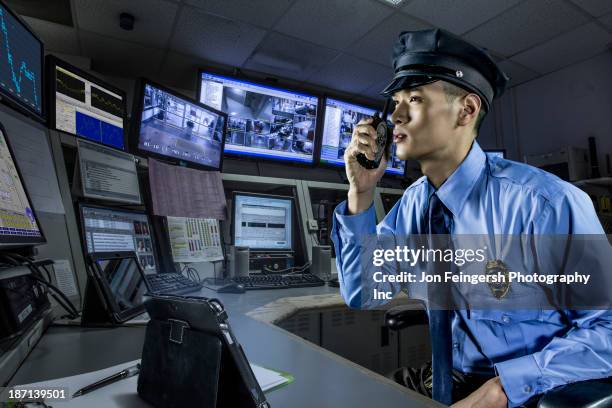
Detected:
[
  {"left": 197, "top": 68, "right": 323, "bottom": 168},
  {"left": 0, "top": 120, "right": 46, "bottom": 248},
  {"left": 230, "top": 191, "right": 296, "bottom": 252},
  {"left": 318, "top": 95, "right": 407, "bottom": 179},
  {"left": 130, "top": 77, "right": 228, "bottom": 172},
  {"left": 77, "top": 202, "right": 159, "bottom": 273},
  {"left": 0, "top": 0, "right": 45, "bottom": 123},
  {"left": 46, "top": 55, "right": 128, "bottom": 151}
]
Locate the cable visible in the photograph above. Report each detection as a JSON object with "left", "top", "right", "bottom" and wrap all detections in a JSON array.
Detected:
[
  {"left": 187, "top": 267, "right": 200, "bottom": 282},
  {"left": 263, "top": 262, "right": 312, "bottom": 275},
  {"left": 1, "top": 253, "right": 79, "bottom": 319},
  {"left": 30, "top": 272, "right": 79, "bottom": 319},
  {"left": 39, "top": 263, "right": 52, "bottom": 282},
  {"left": 180, "top": 263, "right": 201, "bottom": 283},
  {"left": 28, "top": 274, "right": 79, "bottom": 319}
]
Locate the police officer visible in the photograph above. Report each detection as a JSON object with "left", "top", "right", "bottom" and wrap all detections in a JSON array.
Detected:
[{"left": 331, "top": 29, "right": 612, "bottom": 407}]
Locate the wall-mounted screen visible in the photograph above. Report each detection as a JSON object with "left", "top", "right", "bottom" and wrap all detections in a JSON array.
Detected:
[
  {"left": 321, "top": 98, "right": 405, "bottom": 176},
  {"left": 49, "top": 56, "right": 126, "bottom": 150},
  {"left": 199, "top": 72, "right": 318, "bottom": 165},
  {"left": 133, "top": 80, "right": 227, "bottom": 171},
  {"left": 0, "top": 2, "right": 43, "bottom": 119}
]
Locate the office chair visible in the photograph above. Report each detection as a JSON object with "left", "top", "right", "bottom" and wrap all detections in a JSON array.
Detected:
[{"left": 384, "top": 305, "right": 612, "bottom": 408}]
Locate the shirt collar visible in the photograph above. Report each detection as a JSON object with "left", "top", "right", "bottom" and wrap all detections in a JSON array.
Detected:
[{"left": 426, "top": 141, "right": 487, "bottom": 217}]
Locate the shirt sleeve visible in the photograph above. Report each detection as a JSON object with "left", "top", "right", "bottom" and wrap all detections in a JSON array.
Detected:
[
  {"left": 495, "top": 187, "right": 612, "bottom": 407},
  {"left": 331, "top": 199, "right": 402, "bottom": 309}
]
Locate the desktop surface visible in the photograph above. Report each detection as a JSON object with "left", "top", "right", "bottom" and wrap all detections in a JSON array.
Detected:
[{"left": 10, "top": 286, "right": 441, "bottom": 408}]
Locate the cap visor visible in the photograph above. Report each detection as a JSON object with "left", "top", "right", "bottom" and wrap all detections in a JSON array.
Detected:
[{"left": 380, "top": 75, "right": 437, "bottom": 97}]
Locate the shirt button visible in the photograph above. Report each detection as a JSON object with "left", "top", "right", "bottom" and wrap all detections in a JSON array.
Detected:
[
  {"left": 502, "top": 315, "right": 510, "bottom": 324},
  {"left": 453, "top": 342, "right": 459, "bottom": 350},
  {"left": 523, "top": 385, "right": 532, "bottom": 393}
]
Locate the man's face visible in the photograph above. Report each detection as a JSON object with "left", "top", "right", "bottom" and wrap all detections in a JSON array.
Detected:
[{"left": 391, "top": 81, "right": 459, "bottom": 161}]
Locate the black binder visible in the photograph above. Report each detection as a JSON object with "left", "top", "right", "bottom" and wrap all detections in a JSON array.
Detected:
[{"left": 137, "top": 294, "right": 270, "bottom": 408}]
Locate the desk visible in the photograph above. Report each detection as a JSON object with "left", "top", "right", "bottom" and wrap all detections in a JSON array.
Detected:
[{"left": 9, "top": 286, "right": 442, "bottom": 408}]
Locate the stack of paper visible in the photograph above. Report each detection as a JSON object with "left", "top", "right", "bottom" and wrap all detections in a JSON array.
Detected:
[
  {"left": 16, "top": 359, "right": 292, "bottom": 407},
  {"left": 250, "top": 364, "right": 293, "bottom": 392}
]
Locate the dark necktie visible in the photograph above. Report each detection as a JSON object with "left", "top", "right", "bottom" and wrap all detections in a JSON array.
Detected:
[{"left": 427, "top": 193, "right": 453, "bottom": 405}]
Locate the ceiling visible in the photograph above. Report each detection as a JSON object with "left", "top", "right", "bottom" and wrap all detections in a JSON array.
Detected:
[{"left": 15, "top": 0, "right": 612, "bottom": 103}]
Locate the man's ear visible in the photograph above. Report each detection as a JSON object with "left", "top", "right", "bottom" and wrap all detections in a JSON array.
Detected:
[{"left": 457, "top": 93, "right": 481, "bottom": 127}]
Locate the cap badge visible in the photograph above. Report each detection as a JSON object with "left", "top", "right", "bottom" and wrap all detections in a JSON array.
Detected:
[{"left": 456, "top": 70, "right": 464, "bottom": 78}]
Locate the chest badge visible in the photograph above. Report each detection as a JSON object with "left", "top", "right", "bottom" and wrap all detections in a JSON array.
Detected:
[{"left": 485, "top": 260, "right": 510, "bottom": 299}]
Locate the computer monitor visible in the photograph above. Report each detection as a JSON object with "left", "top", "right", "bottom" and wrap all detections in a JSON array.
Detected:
[
  {"left": 0, "top": 122, "right": 44, "bottom": 248},
  {"left": 0, "top": 2, "right": 43, "bottom": 120},
  {"left": 132, "top": 79, "right": 227, "bottom": 171},
  {"left": 320, "top": 97, "right": 405, "bottom": 176},
  {"left": 79, "top": 204, "right": 158, "bottom": 272},
  {"left": 47, "top": 56, "right": 127, "bottom": 150},
  {"left": 485, "top": 149, "right": 506, "bottom": 159},
  {"left": 199, "top": 71, "right": 319, "bottom": 165},
  {"left": 232, "top": 192, "right": 293, "bottom": 251}
]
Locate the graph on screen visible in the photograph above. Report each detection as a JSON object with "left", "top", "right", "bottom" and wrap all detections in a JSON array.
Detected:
[
  {"left": 53, "top": 59, "right": 125, "bottom": 150},
  {"left": 0, "top": 5, "right": 42, "bottom": 115},
  {"left": 91, "top": 86, "right": 123, "bottom": 117},
  {"left": 56, "top": 68, "right": 85, "bottom": 102}
]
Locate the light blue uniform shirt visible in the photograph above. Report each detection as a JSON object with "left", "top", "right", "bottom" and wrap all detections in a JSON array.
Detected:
[{"left": 331, "top": 141, "right": 612, "bottom": 406}]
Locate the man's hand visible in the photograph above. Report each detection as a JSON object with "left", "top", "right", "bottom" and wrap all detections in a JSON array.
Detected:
[
  {"left": 451, "top": 377, "right": 508, "bottom": 408},
  {"left": 344, "top": 117, "right": 387, "bottom": 214}
]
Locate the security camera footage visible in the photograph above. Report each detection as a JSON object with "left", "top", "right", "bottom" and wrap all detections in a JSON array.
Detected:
[
  {"left": 137, "top": 83, "right": 225, "bottom": 170},
  {"left": 321, "top": 98, "right": 405, "bottom": 176},
  {"left": 200, "top": 72, "right": 318, "bottom": 164}
]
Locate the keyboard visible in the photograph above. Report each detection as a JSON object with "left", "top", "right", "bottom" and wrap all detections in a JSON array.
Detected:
[
  {"left": 231, "top": 273, "right": 325, "bottom": 290},
  {"left": 145, "top": 273, "right": 203, "bottom": 295}
]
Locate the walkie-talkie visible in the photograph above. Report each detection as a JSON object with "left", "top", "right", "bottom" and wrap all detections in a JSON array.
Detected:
[{"left": 356, "top": 98, "right": 393, "bottom": 169}]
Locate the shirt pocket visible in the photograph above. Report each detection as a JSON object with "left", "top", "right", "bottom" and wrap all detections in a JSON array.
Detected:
[
  {"left": 470, "top": 309, "right": 542, "bottom": 323},
  {"left": 469, "top": 309, "right": 543, "bottom": 363}
]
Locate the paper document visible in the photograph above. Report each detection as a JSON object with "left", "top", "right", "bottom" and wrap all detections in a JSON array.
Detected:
[
  {"left": 17, "top": 359, "right": 292, "bottom": 407},
  {"left": 148, "top": 158, "right": 226, "bottom": 219},
  {"left": 52, "top": 259, "right": 78, "bottom": 298},
  {"left": 53, "top": 313, "right": 150, "bottom": 327},
  {"left": 167, "top": 216, "right": 223, "bottom": 262}
]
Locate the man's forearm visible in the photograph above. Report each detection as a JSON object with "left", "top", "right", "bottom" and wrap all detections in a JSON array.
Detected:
[
  {"left": 347, "top": 188, "right": 375, "bottom": 215},
  {"left": 331, "top": 201, "right": 403, "bottom": 309}
]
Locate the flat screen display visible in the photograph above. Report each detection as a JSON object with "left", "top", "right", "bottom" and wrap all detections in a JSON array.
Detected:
[
  {"left": 321, "top": 98, "right": 405, "bottom": 176},
  {"left": 135, "top": 81, "right": 226, "bottom": 170},
  {"left": 232, "top": 193, "right": 293, "bottom": 251},
  {"left": 0, "top": 123, "right": 44, "bottom": 246},
  {"left": 0, "top": 3, "right": 43, "bottom": 118},
  {"left": 199, "top": 72, "right": 318, "bottom": 164},
  {"left": 81, "top": 205, "right": 158, "bottom": 272},
  {"left": 51, "top": 57, "right": 126, "bottom": 150}
]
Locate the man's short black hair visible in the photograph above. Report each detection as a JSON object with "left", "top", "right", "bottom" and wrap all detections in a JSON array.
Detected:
[{"left": 441, "top": 81, "right": 487, "bottom": 134}]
